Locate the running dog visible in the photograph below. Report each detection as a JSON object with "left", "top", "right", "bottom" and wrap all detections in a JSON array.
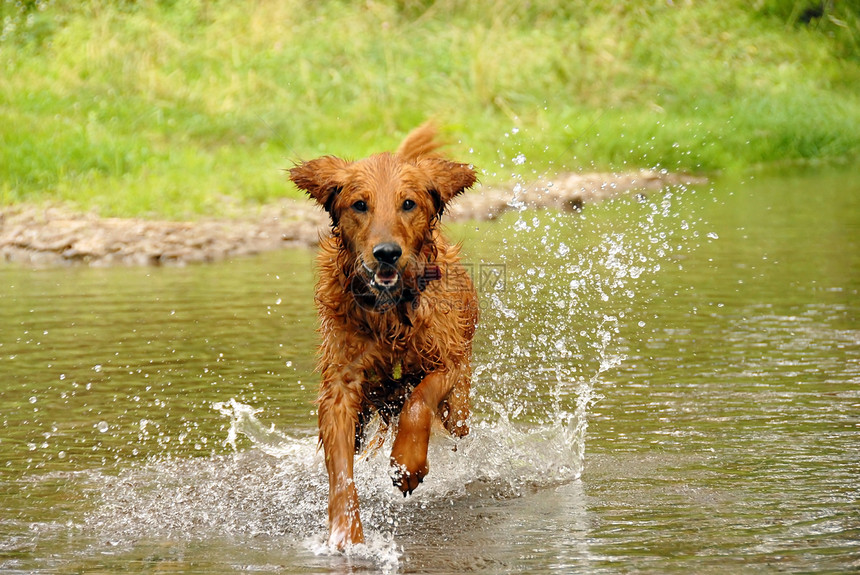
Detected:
[{"left": 289, "top": 123, "right": 478, "bottom": 548}]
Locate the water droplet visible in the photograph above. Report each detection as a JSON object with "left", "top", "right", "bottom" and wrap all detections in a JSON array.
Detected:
[
  {"left": 96, "top": 421, "right": 109, "bottom": 433},
  {"left": 29, "top": 396, "right": 37, "bottom": 404}
]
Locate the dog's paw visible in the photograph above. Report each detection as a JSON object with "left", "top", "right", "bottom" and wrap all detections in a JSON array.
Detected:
[{"left": 390, "top": 458, "right": 428, "bottom": 495}]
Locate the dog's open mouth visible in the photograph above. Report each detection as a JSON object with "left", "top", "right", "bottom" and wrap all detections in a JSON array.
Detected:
[{"left": 370, "top": 265, "right": 401, "bottom": 291}]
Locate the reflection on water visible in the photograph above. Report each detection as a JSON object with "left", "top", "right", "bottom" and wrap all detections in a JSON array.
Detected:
[{"left": 1, "top": 167, "right": 859, "bottom": 573}]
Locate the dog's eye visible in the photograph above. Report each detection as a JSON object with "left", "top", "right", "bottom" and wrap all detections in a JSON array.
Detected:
[
  {"left": 352, "top": 200, "right": 368, "bottom": 213},
  {"left": 402, "top": 199, "right": 416, "bottom": 212}
]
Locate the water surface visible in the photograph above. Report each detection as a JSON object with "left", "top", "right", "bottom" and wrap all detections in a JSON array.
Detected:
[{"left": 1, "top": 167, "right": 858, "bottom": 573}]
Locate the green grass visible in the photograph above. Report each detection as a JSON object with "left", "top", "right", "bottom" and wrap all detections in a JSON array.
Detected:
[{"left": 1, "top": 0, "right": 859, "bottom": 218}]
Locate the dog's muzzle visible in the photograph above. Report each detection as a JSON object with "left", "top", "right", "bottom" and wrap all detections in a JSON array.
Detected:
[
  {"left": 367, "top": 242, "right": 403, "bottom": 291},
  {"left": 363, "top": 260, "right": 401, "bottom": 292}
]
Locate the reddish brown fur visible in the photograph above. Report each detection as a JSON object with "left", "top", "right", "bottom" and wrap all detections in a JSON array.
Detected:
[{"left": 289, "top": 123, "right": 478, "bottom": 549}]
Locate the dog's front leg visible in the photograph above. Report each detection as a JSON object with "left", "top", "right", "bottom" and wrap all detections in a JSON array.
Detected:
[
  {"left": 390, "top": 369, "right": 458, "bottom": 494},
  {"left": 318, "top": 373, "right": 364, "bottom": 549}
]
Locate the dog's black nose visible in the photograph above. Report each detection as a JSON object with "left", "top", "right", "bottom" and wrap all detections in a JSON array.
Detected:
[{"left": 373, "top": 242, "right": 402, "bottom": 265}]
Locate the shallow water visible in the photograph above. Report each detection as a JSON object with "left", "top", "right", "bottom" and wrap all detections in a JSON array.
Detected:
[{"left": 1, "top": 167, "right": 858, "bottom": 573}]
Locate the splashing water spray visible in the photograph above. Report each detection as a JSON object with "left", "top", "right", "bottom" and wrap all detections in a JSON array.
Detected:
[
  {"left": 470, "top": 125, "right": 700, "bottom": 486},
  {"left": 86, "top": 126, "right": 703, "bottom": 573},
  {"left": 213, "top": 127, "right": 700, "bottom": 565}
]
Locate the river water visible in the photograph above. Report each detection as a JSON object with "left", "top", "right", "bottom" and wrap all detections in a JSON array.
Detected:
[{"left": 1, "top": 167, "right": 858, "bottom": 573}]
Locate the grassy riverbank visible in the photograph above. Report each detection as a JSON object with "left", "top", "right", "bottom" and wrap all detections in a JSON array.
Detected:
[{"left": 2, "top": 0, "right": 859, "bottom": 218}]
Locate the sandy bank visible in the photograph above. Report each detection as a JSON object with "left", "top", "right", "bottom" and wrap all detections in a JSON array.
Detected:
[{"left": 0, "top": 170, "right": 705, "bottom": 267}]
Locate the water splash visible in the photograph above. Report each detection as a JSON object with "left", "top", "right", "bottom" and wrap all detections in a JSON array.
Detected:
[
  {"left": 84, "top": 146, "right": 702, "bottom": 571},
  {"left": 85, "top": 398, "right": 587, "bottom": 571},
  {"left": 304, "top": 531, "right": 402, "bottom": 574},
  {"left": 473, "top": 169, "right": 698, "bottom": 472},
  {"left": 214, "top": 398, "right": 302, "bottom": 458}
]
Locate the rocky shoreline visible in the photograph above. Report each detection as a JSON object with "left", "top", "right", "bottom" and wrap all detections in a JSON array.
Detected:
[{"left": 0, "top": 170, "right": 705, "bottom": 267}]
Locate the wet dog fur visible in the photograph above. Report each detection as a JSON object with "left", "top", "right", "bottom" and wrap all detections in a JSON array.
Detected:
[{"left": 289, "top": 123, "right": 478, "bottom": 549}]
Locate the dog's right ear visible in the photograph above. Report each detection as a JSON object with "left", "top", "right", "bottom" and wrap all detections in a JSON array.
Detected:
[{"left": 289, "top": 156, "right": 351, "bottom": 214}]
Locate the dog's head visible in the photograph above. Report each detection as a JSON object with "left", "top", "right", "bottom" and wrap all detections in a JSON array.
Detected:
[{"left": 290, "top": 147, "right": 476, "bottom": 298}]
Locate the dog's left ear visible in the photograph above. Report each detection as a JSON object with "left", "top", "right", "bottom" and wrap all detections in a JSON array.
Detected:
[
  {"left": 417, "top": 158, "right": 477, "bottom": 215},
  {"left": 289, "top": 156, "right": 351, "bottom": 214}
]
